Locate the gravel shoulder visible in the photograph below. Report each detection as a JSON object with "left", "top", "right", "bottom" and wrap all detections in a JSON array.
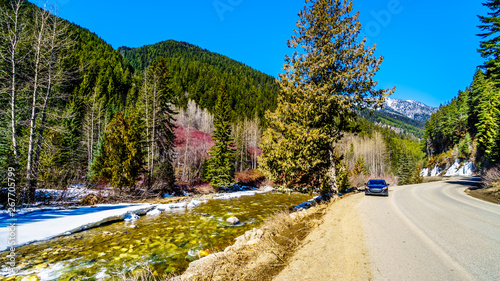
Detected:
[{"left": 273, "top": 193, "right": 371, "bottom": 281}]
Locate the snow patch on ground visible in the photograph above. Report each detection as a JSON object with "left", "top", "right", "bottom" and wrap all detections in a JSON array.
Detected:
[
  {"left": 445, "top": 160, "right": 461, "bottom": 176},
  {"left": 420, "top": 168, "right": 429, "bottom": 177},
  {"left": 124, "top": 213, "right": 140, "bottom": 221},
  {"left": 146, "top": 208, "right": 162, "bottom": 216},
  {"left": 35, "top": 184, "right": 111, "bottom": 203},
  {"left": 213, "top": 191, "right": 262, "bottom": 200},
  {"left": 95, "top": 268, "right": 109, "bottom": 280},
  {"left": 294, "top": 196, "right": 320, "bottom": 211},
  {"left": 422, "top": 161, "right": 474, "bottom": 177},
  {"left": 0, "top": 203, "right": 152, "bottom": 252},
  {"left": 431, "top": 165, "right": 441, "bottom": 177},
  {"left": 157, "top": 202, "right": 188, "bottom": 211},
  {"left": 446, "top": 161, "right": 474, "bottom": 176}
]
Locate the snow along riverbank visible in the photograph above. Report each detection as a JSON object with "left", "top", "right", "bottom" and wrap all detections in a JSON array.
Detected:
[{"left": 0, "top": 203, "right": 153, "bottom": 252}]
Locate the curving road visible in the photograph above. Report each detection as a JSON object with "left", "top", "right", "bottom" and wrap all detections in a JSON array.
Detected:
[{"left": 358, "top": 178, "right": 500, "bottom": 281}]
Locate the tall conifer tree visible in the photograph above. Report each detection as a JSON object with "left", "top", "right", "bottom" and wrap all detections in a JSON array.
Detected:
[
  {"left": 143, "top": 58, "right": 177, "bottom": 190},
  {"left": 477, "top": 0, "right": 500, "bottom": 165},
  {"left": 260, "top": 0, "right": 393, "bottom": 194},
  {"left": 206, "top": 83, "right": 236, "bottom": 189},
  {"left": 92, "top": 111, "right": 144, "bottom": 190},
  {"left": 479, "top": 0, "right": 500, "bottom": 82},
  {"left": 476, "top": 81, "right": 500, "bottom": 164}
]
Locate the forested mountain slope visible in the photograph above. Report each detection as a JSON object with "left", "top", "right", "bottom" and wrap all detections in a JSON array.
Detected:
[
  {"left": 119, "top": 41, "right": 279, "bottom": 121},
  {"left": 361, "top": 109, "right": 425, "bottom": 138},
  {"left": 0, "top": 0, "right": 135, "bottom": 190}
]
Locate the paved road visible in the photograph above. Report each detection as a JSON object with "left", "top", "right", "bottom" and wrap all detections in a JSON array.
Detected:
[{"left": 358, "top": 178, "right": 500, "bottom": 281}]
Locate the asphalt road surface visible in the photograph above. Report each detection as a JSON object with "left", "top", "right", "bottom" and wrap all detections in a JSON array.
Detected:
[{"left": 358, "top": 178, "right": 500, "bottom": 281}]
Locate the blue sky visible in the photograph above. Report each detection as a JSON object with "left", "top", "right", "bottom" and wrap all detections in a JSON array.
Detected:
[{"left": 48, "top": 0, "right": 488, "bottom": 108}]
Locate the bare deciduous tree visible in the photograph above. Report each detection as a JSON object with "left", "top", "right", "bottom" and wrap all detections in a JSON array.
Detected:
[
  {"left": 25, "top": 3, "right": 74, "bottom": 201},
  {"left": 338, "top": 131, "right": 388, "bottom": 177},
  {"left": 232, "top": 117, "right": 261, "bottom": 172},
  {"left": 174, "top": 100, "right": 215, "bottom": 185},
  {"left": 0, "top": 0, "right": 27, "bottom": 164}
]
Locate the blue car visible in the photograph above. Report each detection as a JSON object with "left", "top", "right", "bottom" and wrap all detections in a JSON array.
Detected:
[{"left": 365, "top": 179, "right": 389, "bottom": 196}]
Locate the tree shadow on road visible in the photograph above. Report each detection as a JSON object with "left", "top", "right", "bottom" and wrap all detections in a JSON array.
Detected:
[{"left": 446, "top": 177, "right": 483, "bottom": 190}]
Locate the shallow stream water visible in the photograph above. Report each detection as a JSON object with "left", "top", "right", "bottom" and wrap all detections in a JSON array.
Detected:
[{"left": 0, "top": 192, "right": 311, "bottom": 280}]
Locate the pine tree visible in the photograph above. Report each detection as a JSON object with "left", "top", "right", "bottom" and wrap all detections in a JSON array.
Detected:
[
  {"left": 259, "top": 0, "right": 393, "bottom": 194},
  {"left": 397, "top": 153, "right": 413, "bottom": 186},
  {"left": 478, "top": 0, "right": 500, "bottom": 82},
  {"left": 92, "top": 111, "right": 144, "bottom": 190},
  {"left": 353, "top": 157, "right": 367, "bottom": 175},
  {"left": 468, "top": 70, "right": 487, "bottom": 138},
  {"left": 477, "top": 1, "right": 500, "bottom": 166},
  {"left": 143, "top": 58, "right": 177, "bottom": 191},
  {"left": 206, "top": 83, "right": 236, "bottom": 189},
  {"left": 476, "top": 81, "right": 500, "bottom": 164}
]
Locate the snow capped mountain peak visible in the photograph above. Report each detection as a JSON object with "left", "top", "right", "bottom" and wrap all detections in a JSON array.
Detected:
[{"left": 383, "top": 98, "right": 437, "bottom": 122}]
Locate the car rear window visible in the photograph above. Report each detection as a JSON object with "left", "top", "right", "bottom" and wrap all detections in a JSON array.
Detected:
[{"left": 368, "top": 180, "right": 385, "bottom": 185}]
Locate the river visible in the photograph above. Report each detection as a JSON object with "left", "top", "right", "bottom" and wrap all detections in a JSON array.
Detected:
[{"left": 0, "top": 191, "right": 311, "bottom": 280}]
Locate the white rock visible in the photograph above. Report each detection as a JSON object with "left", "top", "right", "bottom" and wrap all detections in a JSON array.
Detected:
[
  {"left": 246, "top": 239, "right": 260, "bottom": 246},
  {"left": 226, "top": 217, "right": 240, "bottom": 225}
]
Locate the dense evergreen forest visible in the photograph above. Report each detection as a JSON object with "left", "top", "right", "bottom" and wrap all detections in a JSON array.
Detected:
[
  {"left": 119, "top": 40, "right": 279, "bottom": 123},
  {"left": 0, "top": 0, "right": 139, "bottom": 199},
  {"left": 424, "top": 0, "right": 500, "bottom": 170}
]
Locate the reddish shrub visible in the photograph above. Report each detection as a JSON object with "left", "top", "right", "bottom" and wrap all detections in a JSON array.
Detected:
[
  {"left": 174, "top": 124, "right": 214, "bottom": 149},
  {"left": 235, "top": 170, "right": 266, "bottom": 187}
]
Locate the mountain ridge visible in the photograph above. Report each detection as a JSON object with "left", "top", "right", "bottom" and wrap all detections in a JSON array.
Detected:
[
  {"left": 118, "top": 40, "right": 279, "bottom": 122},
  {"left": 382, "top": 97, "right": 437, "bottom": 122}
]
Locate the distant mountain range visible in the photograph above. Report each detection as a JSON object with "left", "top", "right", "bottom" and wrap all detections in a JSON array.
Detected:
[
  {"left": 382, "top": 98, "right": 438, "bottom": 122},
  {"left": 359, "top": 98, "right": 437, "bottom": 139}
]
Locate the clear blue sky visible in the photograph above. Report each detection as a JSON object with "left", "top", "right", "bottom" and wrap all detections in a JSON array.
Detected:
[{"left": 47, "top": 0, "right": 488, "bottom": 108}]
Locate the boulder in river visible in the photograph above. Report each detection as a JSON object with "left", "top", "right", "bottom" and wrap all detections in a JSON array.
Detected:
[{"left": 226, "top": 217, "right": 240, "bottom": 225}]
